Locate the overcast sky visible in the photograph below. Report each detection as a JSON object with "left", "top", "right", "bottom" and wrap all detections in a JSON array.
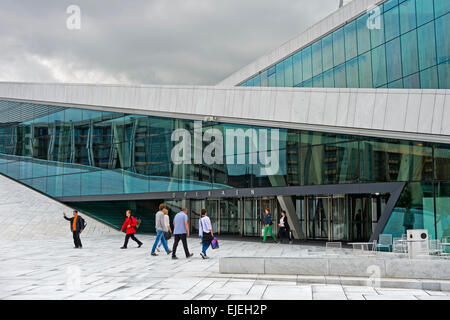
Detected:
[{"left": 0, "top": 0, "right": 339, "bottom": 86}]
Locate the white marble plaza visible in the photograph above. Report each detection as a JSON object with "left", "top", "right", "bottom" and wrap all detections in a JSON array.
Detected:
[{"left": 1, "top": 234, "right": 450, "bottom": 300}]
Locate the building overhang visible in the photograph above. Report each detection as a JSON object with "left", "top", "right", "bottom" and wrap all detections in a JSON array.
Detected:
[{"left": 0, "top": 82, "right": 449, "bottom": 144}]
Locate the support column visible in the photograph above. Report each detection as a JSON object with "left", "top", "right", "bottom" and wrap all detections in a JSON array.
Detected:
[{"left": 277, "top": 195, "right": 305, "bottom": 239}]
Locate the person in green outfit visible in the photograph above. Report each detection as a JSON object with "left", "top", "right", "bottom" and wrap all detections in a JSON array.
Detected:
[{"left": 263, "top": 208, "right": 277, "bottom": 243}]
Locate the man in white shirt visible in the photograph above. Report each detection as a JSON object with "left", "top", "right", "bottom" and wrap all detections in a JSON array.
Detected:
[{"left": 198, "top": 209, "right": 214, "bottom": 259}]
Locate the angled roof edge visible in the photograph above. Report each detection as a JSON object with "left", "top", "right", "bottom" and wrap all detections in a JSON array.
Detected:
[{"left": 217, "top": 0, "right": 384, "bottom": 87}]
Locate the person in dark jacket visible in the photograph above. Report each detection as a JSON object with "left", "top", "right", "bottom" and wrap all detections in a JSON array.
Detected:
[
  {"left": 263, "top": 208, "right": 277, "bottom": 243},
  {"left": 278, "top": 210, "right": 291, "bottom": 244},
  {"left": 63, "top": 210, "right": 86, "bottom": 249},
  {"left": 120, "top": 210, "right": 143, "bottom": 249}
]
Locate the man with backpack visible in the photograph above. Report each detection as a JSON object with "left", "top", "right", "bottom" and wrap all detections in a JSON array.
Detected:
[
  {"left": 120, "top": 210, "right": 143, "bottom": 249},
  {"left": 63, "top": 210, "right": 87, "bottom": 249}
]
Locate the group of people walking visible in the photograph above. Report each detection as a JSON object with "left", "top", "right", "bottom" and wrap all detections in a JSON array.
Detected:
[{"left": 63, "top": 205, "right": 290, "bottom": 254}]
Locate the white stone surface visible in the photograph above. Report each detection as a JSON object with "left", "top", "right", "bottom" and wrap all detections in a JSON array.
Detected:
[{"left": 0, "top": 174, "right": 119, "bottom": 241}]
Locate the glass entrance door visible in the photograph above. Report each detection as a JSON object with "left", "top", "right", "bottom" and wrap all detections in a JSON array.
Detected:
[
  {"left": 220, "top": 198, "right": 241, "bottom": 235},
  {"left": 206, "top": 199, "right": 219, "bottom": 233},
  {"left": 308, "top": 197, "right": 329, "bottom": 239},
  {"left": 330, "top": 195, "right": 347, "bottom": 241},
  {"left": 189, "top": 199, "right": 205, "bottom": 234},
  {"left": 243, "top": 198, "right": 259, "bottom": 236},
  {"left": 350, "top": 195, "right": 372, "bottom": 241}
]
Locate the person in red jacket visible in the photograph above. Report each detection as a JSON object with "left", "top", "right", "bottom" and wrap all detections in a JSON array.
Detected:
[{"left": 120, "top": 210, "right": 143, "bottom": 249}]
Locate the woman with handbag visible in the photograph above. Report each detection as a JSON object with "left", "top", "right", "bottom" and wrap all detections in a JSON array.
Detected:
[
  {"left": 156, "top": 208, "right": 171, "bottom": 252},
  {"left": 198, "top": 209, "right": 213, "bottom": 259}
]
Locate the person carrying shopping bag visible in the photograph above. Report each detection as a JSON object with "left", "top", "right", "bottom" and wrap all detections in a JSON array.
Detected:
[{"left": 198, "top": 209, "right": 214, "bottom": 259}]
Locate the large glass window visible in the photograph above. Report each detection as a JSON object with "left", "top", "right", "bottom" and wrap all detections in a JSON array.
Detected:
[
  {"left": 401, "top": 30, "right": 419, "bottom": 77},
  {"left": 312, "top": 40, "right": 323, "bottom": 77},
  {"left": 372, "top": 44, "right": 387, "bottom": 87},
  {"left": 284, "top": 56, "right": 293, "bottom": 87},
  {"left": 334, "top": 63, "right": 346, "bottom": 88},
  {"left": 275, "top": 61, "right": 285, "bottom": 87},
  {"left": 322, "top": 34, "right": 334, "bottom": 72},
  {"left": 346, "top": 57, "right": 359, "bottom": 88},
  {"left": 416, "top": 0, "right": 435, "bottom": 26},
  {"left": 434, "top": 0, "right": 450, "bottom": 18},
  {"left": 417, "top": 21, "right": 437, "bottom": 70},
  {"left": 420, "top": 66, "right": 439, "bottom": 88},
  {"left": 384, "top": 5, "right": 400, "bottom": 42},
  {"left": 386, "top": 37, "right": 403, "bottom": 82},
  {"left": 435, "top": 182, "right": 450, "bottom": 240},
  {"left": 438, "top": 61, "right": 449, "bottom": 88},
  {"left": 333, "top": 28, "right": 345, "bottom": 67},
  {"left": 302, "top": 46, "right": 313, "bottom": 81},
  {"left": 344, "top": 21, "right": 358, "bottom": 60},
  {"left": 435, "top": 13, "right": 450, "bottom": 64},
  {"left": 358, "top": 52, "right": 373, "bottom": 88},
  {"left": 357, "top": 13, "right": 371, "bottom": 55},
  {"left": 292, "top": 51, "right": 302, "bottom": 85},
  {"left": 399, "top": 0, "right": 417, "bottom": 34}
]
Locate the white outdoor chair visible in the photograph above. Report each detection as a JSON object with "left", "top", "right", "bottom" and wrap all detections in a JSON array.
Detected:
[
  {"left": 393, "top": 237, "right": 407, "bottom": 253},
  {"left": 376, "top": 234, "right": 392, "bottom": 252},
  {"left": 428, "top": 239, "right": 442, "bottom": 256}
]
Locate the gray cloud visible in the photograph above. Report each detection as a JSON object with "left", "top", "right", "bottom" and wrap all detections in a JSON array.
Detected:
[{"left": 0, "top": 0, "right": 339, "bottom": 85}]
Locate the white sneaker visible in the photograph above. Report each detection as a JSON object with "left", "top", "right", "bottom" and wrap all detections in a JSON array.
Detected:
[{"left": 200, "top": 252, "right": 206, "bottom": 259}]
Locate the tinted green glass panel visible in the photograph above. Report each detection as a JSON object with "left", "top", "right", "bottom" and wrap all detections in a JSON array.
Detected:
[
  {"left": 385, "top": 6, "right": 400, "bottom": 41},
  {"left": 292, "top": 51, "right": 302, "bottom": 85},
  {"left": 386, "top": 38, "right": 403, "bottom": 82},
  {"left": 399, "top": 0, "right": 417, "bottom": 34},
  {"left": 435, "top": 144, "right": 450, "bottom": 180},
  {"left": 401, "top": 30, "right": 419, "bottom": 76},
  {"left": 438, "top": 61, "right": 450, "bottom": 88},
  {"left": 344, "top": 21, "right": 358, "bottom": 60},
  {"left": 372, "top": 44, "right": 387, "bottom": 87},
  {"left": 346, "top": 57, "right": 359, "bottom": 88},
  {"left": 260, "top": 70, "right": 268, "bottom": 87},
  {"left": 403, "top": 72, "right": 421, "bottom": 88},
  {"left": 358, "top": 52, "right": 373, "bottom": 88},
  {"left": 323, "top": 68, "right": 335, "bottom": 87},
  {"left": 420, "top": 66, "right": 439, "bottom": 88},
  {"left": 333, "top": 28, "right": 345, "bottom": 67},
  {"left": 416, "top": 0, "right": 435, "bottom": 26},
  {"left": 435, "top": 13, "right": 450, "bottom": 64},
  {"left": 275, "top": 61, "right": 285, "bottom": 86},
  {"left": 284, "top": 56, "right": 293, "bottom": 87},
  {"left": 434, "top": 0, "right": 450, "bottom": 18},
  {"left": 322, "top": 34, "right": 334, "bottom": 71},
  {"left": 388, "top": 78, "right": 403, "bottom": 87},
  {"left": 357, "top": 13, "right": 371, "bottom": 55},
  {"left": 312, "top": 40, "right": 323, "bottom": 77},
  {"left": 334, "top": 63, "right": 346, "bottom": 88},
  {"left": 384, "top": 0, "right": 399, "bottom": 11},
  {"left": 383, "top": 182, "right": 435, "bottom": 239},
  {"left": 417, "top": 21, "right": 437, "bottom": 70},
  {"left": 370, "top": 9, "right": 385, "bottom": 48},
  {"left": 302, "top": 46, "right": 312, "bottom": 81},
  {"left": 312, "top": 74, "right": 323, "bottom": 88},
  {"left": 435, "top": 182, "right": 450, "bottom": 240}
]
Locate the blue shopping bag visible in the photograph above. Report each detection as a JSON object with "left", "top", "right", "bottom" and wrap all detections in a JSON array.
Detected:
[{"left": 211, "top": 236, "right": 219, "bottom": 249}]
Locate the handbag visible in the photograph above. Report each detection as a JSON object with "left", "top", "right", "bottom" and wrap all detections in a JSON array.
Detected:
[
  {"left": 211, "top": 236, "right": 219, "bottom": 249},
  {"left": 164, "top": 231, "right": 171, "bottom": 240}
]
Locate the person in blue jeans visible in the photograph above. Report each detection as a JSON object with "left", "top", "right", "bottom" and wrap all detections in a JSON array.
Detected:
[
  {"left": 198, "top": 209, "right": 214, "bottom": 259},
  {"left": 151, "top": 203, "right": 172, "bottom": 256}
]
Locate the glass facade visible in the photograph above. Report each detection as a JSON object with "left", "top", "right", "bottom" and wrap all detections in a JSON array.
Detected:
[
  {"left": 0, "top": 100, "right": 449, "bottom": 239},
  {"left": 240, "top": 0, "right": 449, "bottom": 89}
]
